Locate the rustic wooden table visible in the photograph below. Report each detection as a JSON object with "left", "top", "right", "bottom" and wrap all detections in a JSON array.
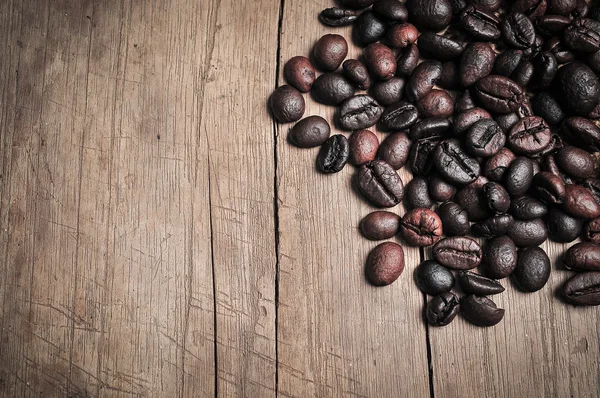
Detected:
[{"left": 0, "top": 0, "right": 598, "bottom": 396}]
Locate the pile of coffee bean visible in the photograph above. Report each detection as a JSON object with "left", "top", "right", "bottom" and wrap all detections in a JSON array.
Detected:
[{"left": 270, "top": 0, "right": 600, "bottom": 327}]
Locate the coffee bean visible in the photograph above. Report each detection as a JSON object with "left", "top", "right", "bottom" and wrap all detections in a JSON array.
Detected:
[
  {"left": 563, "top": 18, "right": 600, "bottom": 53},
  {"left": 581, "top": 178, "right": 600, "bottom": 203},
  {"left": 555, "top": 146, "right": 595, "bottom": 179},
  {"left": 343, "top": 59, "right": 372, "bottom": 90},
  {"left": 484, "top": 148, "right": 516, "bottom": 182},
  {"left": 562, "top": 272, "right": 600, "bottom": 306},
  {"left": 380, "top": 101, "right": 419, "bottom": 130},
  {"left": 364, "top": 43, "right": 397, "bottom": 81},
  {"left": 405, "top": 177, "right": 434, "bottom": 209},
  {"left": 439, "top": 61, "right": 461, "bottom": 90},
  {"left": 471, "top": 0, "right": 501, "bottom": 11},
  {"left": 507, "top": 116, "right": 552, "bottom": 155},
  {"left": 450, "top": 0, "right": 468, "bottom": 13},
  {"left": 587, "top": 50, "right": 600, "bottom": 74},
  {"left": 562, "top": 184, "right": 600, "bottom": 219},
  {"left": 317, "top": 134, "right": 350, "bottom": 173},
  {"left": 373, "top": 0, "right": 409, "bottom": 22},
  {"left": 405, "top": 60, "right": 442, "bottom": 102},
  {"left": 438, "top": 201, "right": 471, "bottom": 236},
  {"left": 429, "top": 175, "right": 457, "bottom": 202},
  {"left": 461, "top": 295, "right": 505, "bottom": 327},
  {"left": 544, "top": 36, "right": 576, "bottom": 64},
  {"left": 507, "top": 218, "right": 548, "bottom": 246},
  {"left": 532, "top": 172, "right": 566, "bottom": 204},
  {"left": 460, "top": 42, "right": 496, "bottom": 87},
  {"left": 313, "top": 34, "right": 348, "bottom": 72},
  {"left": 270, "top": 85, "right": 305, "bottom": 123},
  {"left": 562, "top": 117, "right": 600, "bottom": 152},
  {"left": 480, "top": 236, "right": 518, "bottom": 279},
  {"left": 455, "top": 90, "right": 477, "bottom": 113},
  {"left": 505, "top": 157, "right": 534, "bottom": 197},
  {"left": 510, "top": 196, "right": 548, "bottom": 220},
  {"left": 464, "top": 119, "right": 505, "bottom": 158},
  {"left": 415, "top": 260, "right": 455, "bottom": 295},
  {"left": 474, "top": 75, "right": 526, "bottom": 114},
  {"left": 410, "top": 117, "right": 451, "bottom": 139},
  {"left": 409, "top": 133, "right": 443, "bottom": 176},
  {"left": 377, "top": 132, "right": 412, "bottom": 170},
  {"left": 511, "top": 60, "right": 534, "bottom": 87},
  {"left": 472, "top": 214, "right": 514, "bottom": 237},
  {"left": 545, "top": 207, "right": 583, "bottom": 242},
  {"left": 400, "top": 208, "right": 443, "bottom": 246},
  {"left": 538, "top": 14, "right": 572, "bottom": 36},
  {"left": 340, "top": 0, "right": 377, "bottom": 9},
  {"left": 418, "top": 32, "right": 466, "bottom": 61},
  {"left": 455, "top": 183, "right": 491, "bottom": 221},
  {"left": 360, "top": 211, "right": 401, "bottom": 240},
  {"left": 289, "top": 116, "right": 331, "bottom": 148},
  {"left": 530, "top": 92, "right": 565, "bottom": 126},
  {"left": 312, "top": 73, "right": 356, "bottom": 106},
  {"left": 387, "top": 23, "right": 419, "bottom": 49},
  {"left": 433, "top": 236, "right": 482, "bottom": 270},
  {"left": 512, "top": 246, "right": 551, "bottom": 292},
  {"left": 338, "top": 95, "right": 383, "bottom": 131},
  {"left": 555, "top": 62, "right": 600, "bottom": 116},
  {"left": 512, "top": 0, "right": 547, "bottom": 19},
  {"left": 453, "top": 108, "right": 492, "bottom": 136},
  {"left": 354, "top": 11, "right": 388, "bottom": 47},
  {"left": 502, "top": 12, "right": 536, "bottom": 49},
  {"left": 366, "top": 242, "right": 405, "bottom": 286},
  {"left": 572, "top": 0, "right": 590, "bottom": 18},
  {"left": 459, "top": 5, "right": 502, "bottom": 41},
  {"left": 319, "top": 7, "right": 359, "bottom": 27},
  {"left": 357, "top": 160, "right": 405, "bottom": 207},
  {"left": 284, "top": 56, "right": 315, "bottom": 93},
  {"left": 426, "top": 292, "right": 460, "bottom": 326},
  {"left": 583, "top": 217, "right": 600, "bottom": 244},
  {"left": 530, "top": 51, "right": 558, "bottom": 91},
  {"left": 408, "top": 0, "right": 453, "bottom": 31},
  {"left": 564, "top": 242, "right": 600, "bottom": 271},
  {"left": 349, "top": 130, "right": 379, "bottom": 166},
  {"left": 433, "top": 139, "right": 481, "bottom": 186},
  {"left": 395, "top": 44, "right": 420, "bottom": 76},
  {"left": 548, "top": 0, "right": 577, "bottom": 14},
  {"left": 493, "top": 49, "right": 523, "bottom": 77},
  {"left": 370, "top": 77, "right": 405, "bottom": 106},
  {"left": 495, "top": 112, "right": 521, "bottom": 133},
  {"left": 483, "top": 182, "right": 510, "bottom": 214},
  {"left": 417, "top": 90, "right": 454, "bottom": 118},
  {"left": 458, "top": 271, "right": 505, "bottom": 295}
]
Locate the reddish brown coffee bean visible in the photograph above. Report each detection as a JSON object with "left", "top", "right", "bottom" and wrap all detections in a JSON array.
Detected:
[
  {"left": 417, "top": 89, "right": 454, "bottom": 118},
  {"left": 555, "top": 146, "right": 595, "bottom": 179},
  {"left": 284, "top": 56, "right": 316, "bottom": 93},
  {"left": 507, "top": 116, "right": 552, "bottom": 155},
  {"left": 366, "top": 242, "right": 405, "bottom": 286},
  {"left": 360, "top": 211, "right": 401, "bottom": 240},
  {"left": 400, "top": 208, "right": 443, "bottom": 247},
  {"left": 562, "top": 184, "right": 600, "bottom": 219},
  {"left": 460, "top": 42, "right": 496, "bottom": 87},
  {"left": 270, "top": 85, "right": 305, "bottom": 123},
  {"left": 583, "top": 217, "right": 600, "bottom": 244},
  {"left": 433, "top": 236, "right": 482, "bottom": 270},
  {"left": 377, "top": 132, "right": 412, "bottom": 170},
  {"left": 387, "top": 23, "right": 419, "bottom": 49},
  {"left": 313, "top": 34, "right": 348, "bottom": 72},
  {"left": 364, "top": 43, "right": 397, "bottom": 81},
  {"left": 343, "top": 59, "right": 372, "bottom": 90},
  {"left": 349, "top": 130, "right": 379, "bottom": 166}
]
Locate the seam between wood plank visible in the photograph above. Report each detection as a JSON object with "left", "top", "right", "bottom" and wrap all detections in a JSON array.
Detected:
[{"left": 420, "top": 247, "right": 435, "bottom": 398}]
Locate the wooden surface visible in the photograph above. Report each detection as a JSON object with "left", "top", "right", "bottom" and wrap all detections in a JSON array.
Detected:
[{"left": 0, "top": 0, "right": 598, "bottom": 397}]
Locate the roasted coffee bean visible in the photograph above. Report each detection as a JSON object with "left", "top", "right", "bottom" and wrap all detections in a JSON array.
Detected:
[
  {"left": 461, "top": 295, "right": 505, "bottom": 327},
  {"left": 354, "top": 11, "right": 388, "bottom": 47},
  {"left": 495, "top": 113, "right": 520, "bottom": 134},
  {"left": 512, "top": 246, "right": 551, "bottom": 293},
  {"left": 532, "top": 171, "right": 566, "bottom": 204},
  {"left": 465, "top": 119, "right": 505, "bottom": 158},
  {"left": 340, "top": 0, "right": 377, "bottom": 9},
  {"left": 433, "top": 236, "right": 482, "bottom": 270},
  {"left": 319, "top": 7, "right": 359, "bottom": 27},
  {"left": 538, "top": 14, "right": 573, "bottom": 36},
  {"left": 458, "top": 271, "right": 505, "bottom": 295},
  {"left": 395, "top": 44, "right": 420, "bottom": 76},
  {"left": 530, "top": 92, "right": 565, "bottom": 126},
  {"left": 564, "top": 242, "right": 600, "bottom": 271},
  {"left": 405, "top": 177, "right": 434, "bottom": 209},
  {"left": 472, "top": 214, "right": 514, "bottom": 237},
  {"left": 417, "top": 90, "right": 454, "bottom": 118},
  {"left": 510, "top": 196, "right": 548, "bottom": 220},
  {"left": 480, "top": 236, "right": 518, "bottom": 279},
  {"left": 587, "top": 50, "right": 600, "bottom": 74},
  {"left": 512, "top": 0, "right": 548, "bottom": 19},
  {"left": 366, "top": 242, "right": 405, "bottom": 286},
  {"left": 373, "top": 0, "right": 409, "bottom": 22},
  {"left": 438, "top": 201, "right": 471, "bottom": 235},
  {"left": 408, "top": 0, "right": 453, "bottom": 31},
  {"left": 583, "top": 217, "right": 600, "bottom": 244},
  {"left": 471, "top": 0, "right": 501, "bottom": 10},
  {"left": 544, "top": 36, "right": 576, "bottom": 64},
  {"left": 387, "top": 23, "right": 419, "bottom": 49},
  {"left": 364, "top": 43, "right": 397, "bottom": 81},
  {"left": 289, "top": 116, "right": 331, "bottom": 148},
  {"left": 313, "top": 34, "right": 348, "bottom": 72},
  {"left": 502, "top": 12, "right": 536, "bottom": 49},
  {"left": 507, "top": 116, "right": 552, "bottom": 155},
  {"left": 455, "top": 90, "right": 476, "bottom": 113},
  {"left": 338, "top": 95, "right": 383, "bottom": 131},
  {"left": 450, "top": 0, "right": 468, "bottom": 13},
  {"left": 317, "top": 134, "right": 350, "bottom": 173},
  {"left": 505, "top": 157, "right": 534, "bottom": 197},
  {"left": 493, "top": 49, "right": 523, "bottom": 77},
  {"left": 483, "top": 182, "right": 510, "bottom": 214},
  {"left": 456, "top": 183, "right": 491, "bottom": 221},
  {"left": 460, "top": 42, "right": 496, "bottom": 87},
  {"left": 555, "top": 146, "right": 594, "bottom": 179},
  {"left": 555, "top": 62, "right": 600, "bottom": 116},
  {"left": 380, "top": 101, "right": 419, "bottom": 130},
  {"left": 590, "top": 1, "right": 600, "bottom": 20},
  {"left": 434, "top": 139, "right": 481, "bottom": 186},
  {"left": 572, "top": 0, "right": 589, "bottom": 18},
  {"left": 415, "top": 260, "right": 455, "bottom": 295},
  {"left": 270, "top": 85, "right": 305, "bottom": 123},
  {"left": 426, "top": 292, "right": 460, "bottom": 326},
  {"left": 507, "top": 218, "right": 548, "bottom": 246},
  {"left": 530, "top": 51, "right": 558, "bottom": 91},
  {"left": 409, "top": 134, "right": 443, "bottom": 176},
  {"left": 429, "top": 175, "right": 457, "bottom": 202},
  {"left": 418, "top": 32, "right": 466, "bottom": 61},
  {"left": 410, "top": 118, "right": 451, "bottom": 139},
  {"left": 581, "top": 178, "right": 600, "bottom": 203},
  {"left": 360, "top": 211, "right": 401, "bottom": 240},
  {"left": 474, "top": 75, "right": 526, "bottom": 114},
  {"left": 400, "top": 208, "right": 443, "bottom": 246},
  {"left": 562, "top": 117, "right": 600, "bottom": 151},
  {"left": 377, "top": 132, "right": 412, "bottom": 170},
  {"left": 459, "top": 5, "right": 502, "bottom": 41},
  {"left": 547, "top": 0, "right": 577, "bottom": 15},
  {"left": 510, "top": 60, "right": 534, "bottom": 87},
  {"left": 454, "top": 108, "right": 492, "bottom": 136},
  {"left": 484, "top": 148, "right": 516, "bottom": 182},
  {"left": 439, "top": 61, "right": 461, "bottom": 90},
  {"left": 562, "top": 272, "right": 600, "bottom": 306},
  {"left": 563, "top": 18, "right": 600, "bottom": 52},
  {"left": 284, "top": 56, "right": 315, "bottom": 93},
  {"left": 562, "top": 184, "right": 600, "bottom": 219},
  {"left": 357, "top": 160, "right": 405, "bottom": 207},
  {"left": 312, "top": 73, "right": 356, "bottom": 106},
  {"left": 543, "top": 154, "right": 568, "bottom": 181},
  {"left": 545, "top": 207, "right": 583, "bottom": 242},
  {"left": 343, "top": 59, "right": 372, "bottom": 90},
  {"left": 370, "top": 77, "right": 404, "bottom": 106},
  {"left": 349, "top": 130, "right": 379, "bottom": 166},
  {"left": 406, "top": 60, "right": 442, "bottom": 102}
]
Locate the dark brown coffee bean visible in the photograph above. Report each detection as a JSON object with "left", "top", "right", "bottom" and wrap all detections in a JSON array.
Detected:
[
  {"left": 370, "top": 77, "right": 405, "bottom": 106},
  {"left": 405, "top": 177, "right": 434, "bottom": 209},
  {"left": 548, "top": 0, "right": 577, "bottom": 15},
  {"left": 471, "top": 0, "right": 501, "bottom": 11},
  {"left": 511, "top": 196, "right": 548, "bottom": 220},
  {"left": 317, "top": 134, "right": 350, "bottom": 173},
  {"left": 387, "top": 23, "right": 419, "bottom": 49},
  {"left": 507, "top": 116, "right": 552, "bottom": 155},
  {"left": 459, "top": 5, "right": 502, "bottom": 41},
  {"left": 406, "top": 60, "right": 442, "bottom": 102},
  {"left": 270, "top": 85, "right": 305, "bottom": 123},
  {"left": 439, "top": 61, "right": 461, "bottom": 90},
  {"left": 563, "top": 18, "right": 600, "bottom": 53},
  {"left": 530, "top": 92, "right": 565, "bottom": 126},
  {"left": 537, "top": 14, "right": 572, "bottom": 36},
  {"left": 461, "top": 295, "right": 505, "bottom": 327},
  {"left": 460, "top": 42, "right": 496, "bottom": 87},
  {"left": 426, "top": 292, "right": 460, "bottom": 326},
  {"left": 349, "top": 130, "right": 379, "bottom": 166},
  {"left": 417, "top": 90, "right": 454, "bottom": 118},
  {"left": 484, "top": 148, "right": 516, "bottom": 182},
  {"left": 493, "top": 49, "right": 523, "bottom": 77},
  {"left": 438, "top": 201, "right": 470, "bottom": 236},
  {"left": 455, "top": 90, "right": 477, "bottom": 113},
  {"left": 505, "top": 157, "right": 534, "bottom": 197},
  {"left": 338, "top": 95, "right": 383, "bottom": 131},
  {"left": 415, "top": 260, "right": 455, "bottom": 295},
  {"left": 555, "top": 62, "right": 600, "bottom": 116},
  {"left": 510, "top": 60, "right": 534, "bottom": 87},
  {"left": 377, "top": 132, "right": 412, "bottom": 170},
  {"left": 472, "top": 214, "right": 514, "bottom": 237},
  {"left": 354, "top": 11, "right": 388, "bottom": 47},
  {"left": 562, "top": 184, "right": 600, "bottom": 219},
  {"left": 555, "top": 146, "right": 595, "bottom": 179},
  {"left": 458, "top": 271, "right": 505, "bottom": 295},
  {"left": 313, "top": 34, "right": 348, "bottom": 72},
  {"left": 364, "top": 43, "right": 397, "bottom": 81},
  {"left": 343, "top": 59, "right": 372, "bottom": 90},
  {"left": 583, "top": 217, "right": 600, "bottom": 244},
  {"left": 480, "top": 236, "right": 518, "bottom": 279},
  {"left": 312, "top": 73, "right": 355, "bottom": 106},
  {"left": 395, "top": 44, "right": 420, "bottom": 76},
  {"left": 410, "top": 118, "right": 451, "bottom": 139},
  {"left": 409, "top": 134, "right": 443, "bottom": 176},
  {"left": 373, "top": 0, "right": 409, "bottom": 22},
  {"left": 408, "top": 0, "right": 453, "bottom": 31},
  {"left": 380, "top": 101, "right": 419, "bottom": 130},
  {"left": 532, "top": 171, "right": 566, "bottom": 204},
  {"left": 366, "top": 242, "right": 405, "bottom": 286},
  {"left": 400, "top": 208, "right": 443, "bottom": 246},
  {"left": 357, "top": 160, "right": 405, "bottom": 207},
  {"left": 319, "top": 7, "right": 359, "bottom": 27},
  {"left": 572, "top": 0, "right": 589, "bottom": 18},
  {"left": 581, "top": 178, "right": 600, "bottom": 203},
  {"left": 465, "top": 119, "right": 505, "bottom": 158},
  {"left": 507, "top": 218, "right": 548, "bottom": 246},
  {"left": 289, "top": 116, "right": 330, "bottom": 148},
  {"left": 418, "top": 32, "right": 466, "bottom": 61},
  {"left": 530, "top": 51, "right": 558, "bottom": 91},
  {"left": 453, "top": 108, "right": 492, "bottom": 136},
  {"left": 474, "top": 75, "right": 526, "bottom": 114},
  {"left": 587, "top": 50, "right": 600, "bottom": 74},
  {"left": 544, "top": 36, "right": 575, "bottom": 64},
  {"left": 545, "top": 207, "right": 583, "bottom": 242},
  {"left": 562, "top": 117, "right": 600, "bottom": 151},
  {"left": 429, "top": 175, "right": 457, "bottom": 202},
  {"left": 495, "top": 112, "right": 520, "bottom": 133},
  {"left": 562, "top": 272, "right": 600, "bottom": 306},
  {"left": 456, "top": 184, "right": 491, "bottom": 221},
  {"left": 483, "top": 182, "right": 511, "bottom": 214},
  {"left": 564, "top": 242, "right": 600, "bottom": 271},
  {"left": 502, "top": 12, "right": 536, "bottom": 49},
  {"left": 512, "top": 246, "right": 551, "bottom": 292},
  {"left": 512, "top": 0, "right": 548, "bottom": 19},
  {"left": 284, "top": 56, "right": 315, "bottom": 93},
  {"left": 434, "top": 139, "right": 481, "bottom": 186},
  {"left": 433, "top": 236, "right": 482, "bottom": 270},
  {"left": 360, "top": 211, "right": 401, "bottom": 240}
]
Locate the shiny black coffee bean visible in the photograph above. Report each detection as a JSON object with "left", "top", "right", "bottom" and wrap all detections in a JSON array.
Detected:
[
  {"left": 289, "top": 116, "right": 330, "bottom": 148},
  {"left": 312, "top": 73, "right": 355, "bottom": 106},
  {"left": 507, "top": 218, "right": 548, "bottom": 246},
  {"left": 461, "top": 295, "right": 505, "bottom": 327},
  {"left": 415, "top": 260, "right": 455, "bottom": 295},
  {"left": 512, "top": 246, "right": 551, "bottom": 292},
  {"left": 455, "top": 90, "right": 476, "bottom": 113},
  {"left": 538, "top": 14, "right": 572, "bottom": 36},
  {"left": 472, "top": 214, "right": 514, "bottom": 237},
  {"left": 377, "top": 132, "right": 412, "bottom": 170},
  {"left": 555, "top": 62, "right": 600, "bottom": 116},
  {"left": 343, "top": 59, "right": 372, "bottom": 90},
  {"left": 319, "top": 7, "right": 359, "bottom": 27},
  {"left": 380, "top": 101, "right": 419, "bottom": 130},
  {"left": 564, "top": 242, "right": 600, "bottom": 271},
  {"left": 396, "top": 44, "right": 420, "bottom": 76},
  {"left": 410, "top": 118, "right": 451, "bottom": 139},
  {"left": 562, "top": 272, "right": 600, "bottom": 306},
  {"left": 426, "top": 292, "right": 461, "bottom": 326},
  {"left": 465, "top": 119, "right": 505, "bottom": 158},
  {"left": 438, "top": 201, "right": 470, "bottom": 236},
  {"left": 510, "top": 60, "right": 534, "bottom": 87},
  {"left": 547, "top": 0, "right": 577, "bottom": 15},
  {"left": 400, "top": 208, "right": 444, "bottom": 246},
  {"left": 562, "top": 184, "right": 600, "bottom": 219},
  {"left": 454, "top": 108, "right": 492, "bottom": 136},
  {"left": 409, "top": 134, "right": 443, "bottom": 176},
  {"left": 357, "top": 160, "right": 404, "bottom": 207},
  {"left": 408, "top": 0, "right": 453, "bottom": 31},
  {"left": 405, "top": 60, "right": 443, "bottom": 102},
  {"left": 418, "top": 32, "right": 466, "bottom": 61},
  {"left": 458, "top": 271, "right": 505, "bottom": 295},
  {"left": 505, "top": 157, "right": 534, "bottom": 197},
  {"left": 493, "top": 49, "right": 523, "bottom": 77},
  {"left": 474, "top": 75, "right": 526, "bottom": 114},
  {"left": 434, "top": 139, "right": 481, "bottom": 186},
  {"left": 545, "top": 207, "right": 583, "bottom": 242},
  {"left": 555, "top": 146, "right": 595, "bottom": 179},
  {"left": 510, "top": 196, "right": 548, "bottom": 220},
  {"left": 284, "top": 56, "right": 316, "bottom": 93},
  {"left": 405, "top": 177, "right": 434, "bottom": 210},
  {"left": 530, "top": 51, "right": 558, "bottom": 91},
  {"left": 366, "top": 242, "right": 405, "bottom": 286},
  {"left": 360, "top": 210, "right": 401, "bottom": 240},
  {"left": 459, "top": 42, "right": 496, "bottom": 87},
  {"left": 511, "top": 0, "right": 548, "bottom": 19},
  {"left": 370, "top": 77, "right": 405, "bottom": 106},
  {"left": 532, "top": 171, "right": 566, "bottom": 204},
  {"left": 507, "top": 116, "right": 552, "bottom": 156},
  {"left": 484, "top": 148, "right": 516, "bottom": 182},
  {"left": 563, "top": 18, "right": 600, "bottom": 53},
  {"left": 481, "top": 236, "right": 518, "bottom": 279},
  {"left": 433, "top": 236, "right": 482, "bottom": 270},
  {"left": 562, "top": 117, "right": 600, "bottom": 151},
  {"left": 313, "top": 34, "right": 348, "bottom": 72},
  {"left": 338, "top": 95, "right": 383, "bottom": 131},
  {"left": 349, "top": 130, "right": 379, "bottom": 166},
  {"left": 429, "top": 175, "right": 457, "bottom": 202},
  {"left": 455, "top": 183, "right": 491, "bottom": 221},
  {"left": 270, "top": 85, "right": 305, "bottom": 123},
  {"left": 353, "top": 11, "right": 387, "bottom": 47},
  {"left": 373, "top": 0, "right": 409, "bottom": 22},
  {"left": 544, "top": 36, "right": 575, "bottom": 64},
  {"left": 364, "top": 43, "right": 397, "bottom": 81},
  {"left": 502, "top": 12, "right": 536, "bottom": 49},
  {"left": 483, "top": 182, "right": 511, "bottom": 214},
  {"left": 530, "top": 92, "right": 565, "bottom": 125},
  {"left": 459, "top": 5, "right": 502, "bottom": 41},
  {"left": 317, "top": 134, "right": 350, "bottom": 173}
]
